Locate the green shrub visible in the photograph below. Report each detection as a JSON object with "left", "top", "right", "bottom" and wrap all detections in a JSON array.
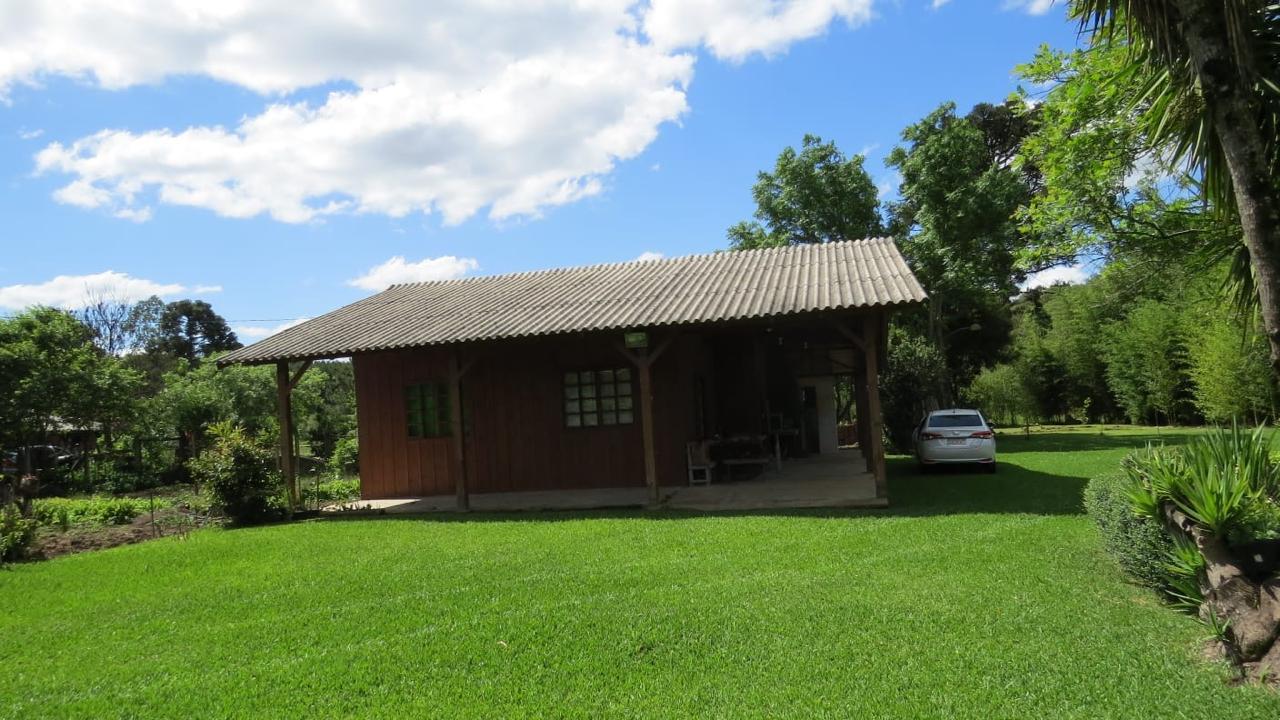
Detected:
[
  {"left": 1, "top": 506, "right": 37, "bottom": 563},
  {"left": 31, "top": 496, "right": 158, "bottom": 527},
  {"left": 1091, "top": 426, "right": 1280, "bottom": 614},
  {"left": 1084, "top": 471, "right": 1175, "bottom": 590},
  {"left": 880, "top": 328, "right": 948, "bottom": 452},
  {"left": 189, "top": 423, "right": 283, "bottom": 525},
  {"left": 327, "top": 436, "right": 358, "bottom": 477},
  {"left": 965, "top": 363, "right": 1034, "bottom": 428},
  {"left": 303, "top": 477, "right": 360, "bottom": 506}
]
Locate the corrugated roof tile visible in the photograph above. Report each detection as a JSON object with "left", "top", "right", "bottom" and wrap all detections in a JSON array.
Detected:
[{"left": 219, "top": 237, "right": 926, "bottom": 365}]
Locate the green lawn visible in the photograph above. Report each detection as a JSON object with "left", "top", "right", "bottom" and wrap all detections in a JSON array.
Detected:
[{"left": 3, "top": 426, "right": 1278, "bottom": 718}]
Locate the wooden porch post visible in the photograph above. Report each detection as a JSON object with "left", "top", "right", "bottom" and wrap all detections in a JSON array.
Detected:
[
  {"left": 638, "top": 361, "right": 659, "bottom": 506},
  {"left": 275, "top": 359, "right": 312, "bottom": 511},
  {"left": 617, "top": 332, "right": 678, "bottom": 508},
  {"left": 275, "top": 361, "right": 298, "bottom": 510},
  {"left": 448, "top": 347, "right": 470, "bottom": 512},
  {"left": 852, "top": 371, "right": 872, "bottom": 471},
  {"left": 862, "top": 315, "right": 888, "bottom": 498}
]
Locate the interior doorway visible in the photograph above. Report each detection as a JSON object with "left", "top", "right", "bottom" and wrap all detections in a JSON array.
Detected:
[{"left": 801, "top": 386, "right": 820, "bottom": 455}]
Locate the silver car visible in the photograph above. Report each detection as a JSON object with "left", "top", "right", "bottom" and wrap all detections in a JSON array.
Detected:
[{"left": 912, "top": 409, "right": 996, "bottom": 472}]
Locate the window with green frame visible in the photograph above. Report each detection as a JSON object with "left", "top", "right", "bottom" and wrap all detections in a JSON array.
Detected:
[
  {"left": 405, "top": 382, "right": 451, "bottom": 438},
  {"left": 563, "top": 368, "right": 634, "bottom": 428}
]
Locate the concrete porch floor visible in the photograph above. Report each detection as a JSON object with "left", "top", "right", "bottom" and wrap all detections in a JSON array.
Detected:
[{"left": 324, "top": 448, "right": 884, "bottom": 515}]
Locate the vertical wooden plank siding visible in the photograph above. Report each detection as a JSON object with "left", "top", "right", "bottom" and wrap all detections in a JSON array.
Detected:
[
  {"left": 449, "top": 349, "right": 469, "bottom": 510},
  {"left": 354, "top": 333, "right": 682, "bottom": 499},
  {"left": 351, "top": 326, "right": 891, "bottom": 500},
  {"left": 353, "top": 349, "right": 454, "bottom": 499}
]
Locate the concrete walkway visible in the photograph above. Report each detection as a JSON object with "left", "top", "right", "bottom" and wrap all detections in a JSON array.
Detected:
[{"left": 324, "top": 448, "right": 882, "bottom": 515}]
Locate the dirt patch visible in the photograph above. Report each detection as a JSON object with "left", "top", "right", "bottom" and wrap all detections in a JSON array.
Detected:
[{"left": 30, "top": 507, "right": 213, "bottom": 560}]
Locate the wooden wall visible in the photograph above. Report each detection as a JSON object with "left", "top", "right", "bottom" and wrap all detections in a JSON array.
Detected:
[
  {"left": 354, "top": 348, "right": 457, "bottom": 498},
  {"left": 353, "top": 332, "right": 714, "bottom": 499}
]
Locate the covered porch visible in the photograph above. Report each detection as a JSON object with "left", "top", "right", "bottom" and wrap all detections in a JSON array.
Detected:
[{"left": 323, "top": 448, "right": 881, "bottom": 514}]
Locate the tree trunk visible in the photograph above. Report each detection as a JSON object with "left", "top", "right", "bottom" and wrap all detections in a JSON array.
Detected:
[{"left": 1173, "top": 0, "right": 1280, "bottom": 376}]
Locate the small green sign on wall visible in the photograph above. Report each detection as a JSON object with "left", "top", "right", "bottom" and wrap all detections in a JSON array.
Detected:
[{"left": 623, "top": 331, "right": 649, "bottom": 349}]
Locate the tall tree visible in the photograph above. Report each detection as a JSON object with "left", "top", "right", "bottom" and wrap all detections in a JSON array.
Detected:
[
  {"left": 1072, "top": 0, "right": 1280, "bottom": 372},
  {"left": 149, "top": 300, "right": 241, "bottom": 365},
  {"left": 1016, "top": 43, "right": 1239, "bottom": 288},
  {"left": 885, "top": 101, "right": 1037, "bottom": 391},
  {"left": 727, "top": 134, "right": 881, "bottom": 249},
  {"left": 0, "top": 309, "right": 139, "bottom": 465},
  {"left": 75, "top": 289, "right": 133, "bottom": 356}
]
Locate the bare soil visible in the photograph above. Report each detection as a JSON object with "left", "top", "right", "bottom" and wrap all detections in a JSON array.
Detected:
[{"left": 31, "top": 507, "right": 211, "bottom": 560}]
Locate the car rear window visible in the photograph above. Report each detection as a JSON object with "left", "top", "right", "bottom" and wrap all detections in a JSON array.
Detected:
[{"left": 928, "top": 413, "right": 984, "bottom": 428}]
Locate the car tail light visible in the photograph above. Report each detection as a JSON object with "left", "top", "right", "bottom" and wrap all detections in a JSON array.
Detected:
[
  {"left": 921, "top": 432, "right": 943, "bottom": 440},
  {"left": 969, "top": 430, "right": 994, "bottom": 439}
]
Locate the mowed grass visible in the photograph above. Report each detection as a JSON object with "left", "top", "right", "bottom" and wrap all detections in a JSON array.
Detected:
[{"left": 3, "top": 426, "right": 1279, "bottom": 718}]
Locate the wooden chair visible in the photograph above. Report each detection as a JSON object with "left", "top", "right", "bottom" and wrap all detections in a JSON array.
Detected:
[{"left": 686, "top": 440, "right": 716, "bottom": 486}]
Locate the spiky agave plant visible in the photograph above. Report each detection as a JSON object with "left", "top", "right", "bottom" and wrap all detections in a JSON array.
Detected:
[
  {"left": 1120, "top": 443, "right": 1184, "bottom": 520},
  {"left": 1161, "top": 533, "right": 1207, "bottom": 611},
  {"left": 1120, "top": 426, "right": 1276, "bottom": 537},
  {"left": 1165, "top": 424, "right": 1278, "bottom": 537}
]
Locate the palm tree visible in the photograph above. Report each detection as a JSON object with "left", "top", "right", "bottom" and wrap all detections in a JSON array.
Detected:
[{"left": 1072, "top": 1, "right": 1280, "bottom": 370}]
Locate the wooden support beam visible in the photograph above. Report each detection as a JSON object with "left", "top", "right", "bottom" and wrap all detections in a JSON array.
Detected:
[
  {"left": 615, "top": 330, "right": 676, "bottom": 508},
  {"left": 614, "top": 329, "right": 679, "bottom": 368},
  {"left": 852, "top": 371, "right": 871, "bottom": 470},
  {"left": 637, "top": 360, "right": 659, "bottom": 507},
  {"left": 449, "top": 347, "right": 470, "bottom": 512},
  {"left": 862, "top": 314, "right": 888, "bottom": 499},
  {"left": 288, "top": 359, "right": 313, "bottom": 391},
  {"left": 275, "top": 361, "right": 299, "bottom": 511},
  {"left": 830, "top": 318, "right": 868, "bottom": 353}
]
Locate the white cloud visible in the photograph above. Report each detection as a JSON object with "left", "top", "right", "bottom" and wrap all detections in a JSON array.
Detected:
[
  {"left": 875, "top": 170, "right": 901, "bottom": 201},
  {"left": 0, "top": 270, "right": 201, "bottom": 310},
  {"left": 931, "top": 0, "right": 952, "bottom": 8},
  {"left": 11, "top": 2, "right": 873, "bottom": 226},
  {"left": 644, "top": 0, "right": 873, "bottom": 61},
  {"left": 1005, "top": 0, "right": 1056, "bottom": 15},
  {"left": 113, "top": 206, "right": 153, "bottom": 223},
  {"left": 191, "top": 284, "right": 224, "bottom": 294},
  {"left": 18, "top": 128, "right": 43, "bottom": 140},
  {"left": 635, "top": 251, "right": 665, "bottom": 262},
  {"left": 1020, "top": 263, "right": 1089, "bottom": 291},
  {"left": 347, "top": 255, "right": 479, "bottom": 291},
  {"left": 234, "top": 317, "right": 309, "bottom": 340}
]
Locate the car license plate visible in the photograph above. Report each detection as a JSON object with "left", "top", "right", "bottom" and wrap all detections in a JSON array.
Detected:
[{"left": 945, "top": 438, "right": 967, "bottom": 446}]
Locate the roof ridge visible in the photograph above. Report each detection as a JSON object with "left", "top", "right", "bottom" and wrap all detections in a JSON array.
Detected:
[{"left": 384, "top": 237, "right": 888, "bottom": 291}]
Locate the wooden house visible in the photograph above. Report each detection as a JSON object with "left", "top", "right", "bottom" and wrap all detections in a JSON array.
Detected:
[{"left": 219, "top": 238, "right": 926, "bottom": 510}]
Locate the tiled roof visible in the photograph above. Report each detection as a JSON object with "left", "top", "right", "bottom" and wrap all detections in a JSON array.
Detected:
[{"left": 219, "top": 237, "right": 926, "bottom": 365}]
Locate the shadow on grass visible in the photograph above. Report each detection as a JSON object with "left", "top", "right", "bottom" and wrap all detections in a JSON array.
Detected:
[
  {"left": 313, "top": 461, "right": 1088, "bottom": 526},
  {"left": 882, "top": 458, "right": 1086, "bottom": 517},
  {"left": 994, "top": 430, "right": 1197, "bottom": 453},
  {"left": 310, "top": 429, "right": 1186, "bottom": 525}
]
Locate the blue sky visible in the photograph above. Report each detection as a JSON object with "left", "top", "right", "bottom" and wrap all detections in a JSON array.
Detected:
[{"left": 0, "top": 1, "right": 1080, "bottom": 340}]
